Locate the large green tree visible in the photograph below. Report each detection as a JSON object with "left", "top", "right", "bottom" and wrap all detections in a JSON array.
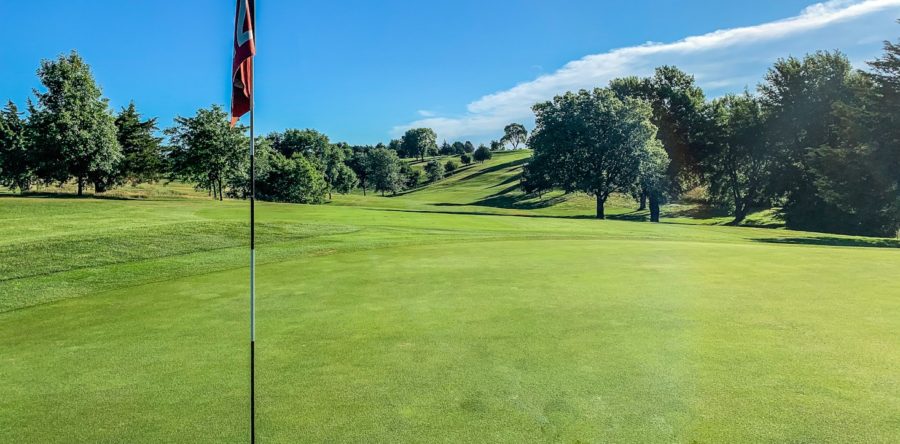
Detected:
[
  {"left": 400, "top": 128, "right": 438, "bottom": 161},
  {"left": 501, "top": 123, "right": 528, "bottom": 150},
  {"left": 759, "top": 51, "right": 878, "bottom": 234},
  {"left": 115, "top": 102, "right": 164, "bottom": 185},
  {"left": 0, "top": 101, "right": 33, "bottom": 191},
  {"left": 27, "top": 52, "right": 121, "bottom": 195},
  {"left": 609, "top": 66, "right": 706, "bottom": 195},
  {"left": 702, "top": 93, "right": 774, "bottom": 223},
  {"left": 167, "top": 105, "right": 247, "bottom": 200},
  {"left": 256, "top": 151, "right": 326, "bottom": 204},
  {"left": 368, "top": 147, "right": 405, "bottom": 196},
  {"left": 527, "top": 88, "right": 659, "bottom": 219}
]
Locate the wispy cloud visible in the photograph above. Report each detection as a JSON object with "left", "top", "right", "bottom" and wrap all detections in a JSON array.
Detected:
[
  {"left": 417, "top": 109, "right": 436, "bottom": 117},
  {"left": 393, "top": 0, "right": 900, "bottom": 141}
]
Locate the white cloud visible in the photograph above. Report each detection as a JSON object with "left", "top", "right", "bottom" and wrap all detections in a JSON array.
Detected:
[
  {"left": 417, "top": 109, "right": 436, "bottom": 117},
  {"left": 392, "top": 0, "right": 900, "bottom": 141}
]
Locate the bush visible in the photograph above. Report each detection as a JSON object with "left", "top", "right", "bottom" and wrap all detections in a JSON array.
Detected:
[
  {"left": 444, "top": 159, "right": 459, "bottom": 174},
  {"left": 425, "top": 159, "right": 444, "bottom": 182},
  {"left": 460, "top": 153, "right": 472, "bottom": 165}
]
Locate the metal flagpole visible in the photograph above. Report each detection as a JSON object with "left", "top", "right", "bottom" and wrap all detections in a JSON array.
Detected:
[{"left": 249, "top": 69, "right": 256, "bottom": 444}]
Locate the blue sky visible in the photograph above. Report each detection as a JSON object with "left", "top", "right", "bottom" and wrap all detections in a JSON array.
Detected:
[{"left": 2, "top": 1, "right": 899, "bottom": 145}]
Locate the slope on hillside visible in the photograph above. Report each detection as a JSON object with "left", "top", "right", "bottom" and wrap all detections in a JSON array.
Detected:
[{"left": 361, "top": 150, "right": 780, "bottom": 226}]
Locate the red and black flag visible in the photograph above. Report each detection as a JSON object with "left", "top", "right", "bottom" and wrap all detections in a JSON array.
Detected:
[{"left": 231, "top": 0, "right": 256, "bottom": 126}]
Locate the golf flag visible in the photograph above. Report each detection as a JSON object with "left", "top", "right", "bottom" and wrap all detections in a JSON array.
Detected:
[{"left": 231, "top": 0, "right": 256, "bottom": 126}]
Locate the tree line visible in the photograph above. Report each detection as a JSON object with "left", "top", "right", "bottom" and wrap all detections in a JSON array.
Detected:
[
  {"left": 523, "top": 28, "right": 900, "bottom": 237},
  {"left": 0, "top": 51, "right": 515, "bottom": 204}
]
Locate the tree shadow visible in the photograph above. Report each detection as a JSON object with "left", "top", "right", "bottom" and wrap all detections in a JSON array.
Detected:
[
  {"left": 454, "top": 157, "right": 529, "bottom": 182},
  {"left": 0, "top": 192, "right": 133, "bottom": 201},
  {"left": 367, "top": 207, "right": 596, "bottom": 220},
  {"left": 753, "top": 236, "right": 900, "bottom": 249}
]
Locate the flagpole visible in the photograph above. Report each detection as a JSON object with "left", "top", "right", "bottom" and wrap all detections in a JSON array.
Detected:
[{"left": 249, "top": 70, "right": 256, "bottom": 444}]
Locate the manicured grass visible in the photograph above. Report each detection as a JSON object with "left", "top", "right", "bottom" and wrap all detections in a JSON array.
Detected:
[{"left": 1, "top": 153, "right": 899, "bottom": 442}]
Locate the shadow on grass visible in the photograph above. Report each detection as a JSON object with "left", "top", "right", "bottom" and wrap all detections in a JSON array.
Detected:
[
  {"left": 0, "top": 192, "right": 134, "bottom": 201},
  {"left": 368, "top": 207, "right": 596, "bottom": 220},
  {"left": 455, "top": 157, "right": 529, "bottom": 182},
  {"left": 753, "top": 236, "right": 900, "bottom": 249}
]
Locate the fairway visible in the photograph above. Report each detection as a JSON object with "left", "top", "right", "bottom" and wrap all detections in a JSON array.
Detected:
[{"left": 2, "top": 153, "right": 900, "bottom": 442}]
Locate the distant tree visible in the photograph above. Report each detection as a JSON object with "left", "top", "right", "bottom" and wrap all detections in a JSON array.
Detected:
[
  {"left": 388, "top": 138, "right": 402, "bottom": 154},
  {"left": 318, "top": 143, "right": 357, "bottom": 200},
  {"left": 501, "top": 123, "right": 528, "bottom": 150},
  {"left": 451, "top": 141, "right": 467, "bottom": 155},
  {"left": 114, "top": 102, "right": 164, "bottom": 185},
  {"left": 167, "top": 105, "right": 247, "bottom": 200},
  {"left": 267, "top": 128, "right": 329, "bottom": 158},
  {"left": 0, "top": 101, "right": 33, "bottom": 191},
  {"left": 460, "top": 153, "right": 472, "bottom": 165},
  {"left": 27, "top": 51, "right": 121, "bottom": 195},
  {"left": 405, "top": 165, "right": 424, "bottom": 189},
  {"left": 463, "top": 141, "right": 475, "bottom": 153},
  {"left": 256, "top": 152, "right": 326, "bottom": 203},
  {"left": 227, "top": 136, "right": 275, "bottom": 199},
  {"left": 439, "top": 140, "right": 453, "bottom": 156},
  {"left": 401, "top": 128, "right": 438, "bottom": 161},
  {"left": 490, "top": 140, "right": 504, "bottom": 151},
  {"left": 369, "top": 147, "right": 404, "bottom": 195},
  {"left": 473, "top": 145, "right": 492, "bottom": 163},
  {"left": 425, "top": 159, "right": 444, "bottom": 182},
  {"left": 444, "top": 159, "right": 459, "bottom": 174},
  {"left": 702, "top": 93, "right": 774, "bottom": 223},
  {"left": 348, "top": 150, "right": 372, "bottom": 196},
  {"left": 527, "top": 88, "right": 658, "bottom": 219}
]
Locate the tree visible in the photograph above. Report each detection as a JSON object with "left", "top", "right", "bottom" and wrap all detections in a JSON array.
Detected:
[
  {"left": 451, "top": 141, "right": 467, "bottom": 155},
  {"left": 460, "top": 153, "right": 472, "bottom": 165},
  {"left": 473, "top": 145, "right": 493, "bottom": 163},
  {"left": 463, "top": 141, "right": 475, "bottom": 153},
  {"left": 501, "top": 123, "right": 528, "bottom": 149},
  {"left": 527, "top": 88, "right": 658, "bottom": 219},
  {"left": 444, "top": 159, "right": 459, "bottom": 174},
  {"left": 439, "top": 141, "right": 453, "bottom": 156},
  {"left": 27, "top": 51, "right": 121, "bottom": 195},
  {"left": 0, "top": 101, "right": 33, "bottom": 191},
  {"left": 637, "top": 140, "right": 670, "bottom": 222},
  {"left": 759, "top": 51, "right": 877, "bottom": 234},
  {"left": 114, "top": 102, "right": 163, "bottom": 185},
  {"left": 400, "top": 128, "right": 438, "bottom": 161},
  {"left": 268, "top": 128, "right": 329, "bottom": 158},
  {"left": 490, "top": 140, "right": 504, "bottom": 151},
  {"left": 368, "top": 147, "right": 405, "bottom": 195},
  {"left": 702, "top": 93, "right": 774, "bottom": 223},
  {"left": 318, "top": 143, "right": 357, "bottom": 200},
  {"left": 348, "top": 150, "right": 372, "bottom": 196},
  {"left": 425, "top": 159, "right": 444, "bottom": 182},
  {"left": 167, "top": 105, "right": 247, "bottom": 200},
  {"left": 256, "top": 152, "right": 326, "bottom": 203},
  {"left": 609, "top": 67, "right": 707, "bottom": 194}
]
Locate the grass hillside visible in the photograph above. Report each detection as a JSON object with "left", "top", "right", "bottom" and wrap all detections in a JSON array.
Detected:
[{"left": 2, "top": 151, "right": 899, "bottom": 442}]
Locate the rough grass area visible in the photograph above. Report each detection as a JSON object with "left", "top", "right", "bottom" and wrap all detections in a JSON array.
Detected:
[{"left": 1, "top": 151, "right": 899, "bottom": 442}]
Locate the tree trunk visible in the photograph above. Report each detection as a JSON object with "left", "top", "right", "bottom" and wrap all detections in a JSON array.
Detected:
[
  {"left": 362, "top": 184, "right": 367, "bottom": 196},
  {"left": 638, "top": 191, "right": 647, "bottom": 211},
  {"left": 649, "top": 194, "right": 660, "bottom": 223},
  {"left": 595, "top": 196, "right": 605, "bottom": 219},
  {"left": 733, "top": 201, "right": 748, "bottom": 224},
  {"left": 218, "top": 179, "right": 223, "bottom": 201},
  {"left": 77, "top": 177, "right": 84, "bottom": 196}
]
